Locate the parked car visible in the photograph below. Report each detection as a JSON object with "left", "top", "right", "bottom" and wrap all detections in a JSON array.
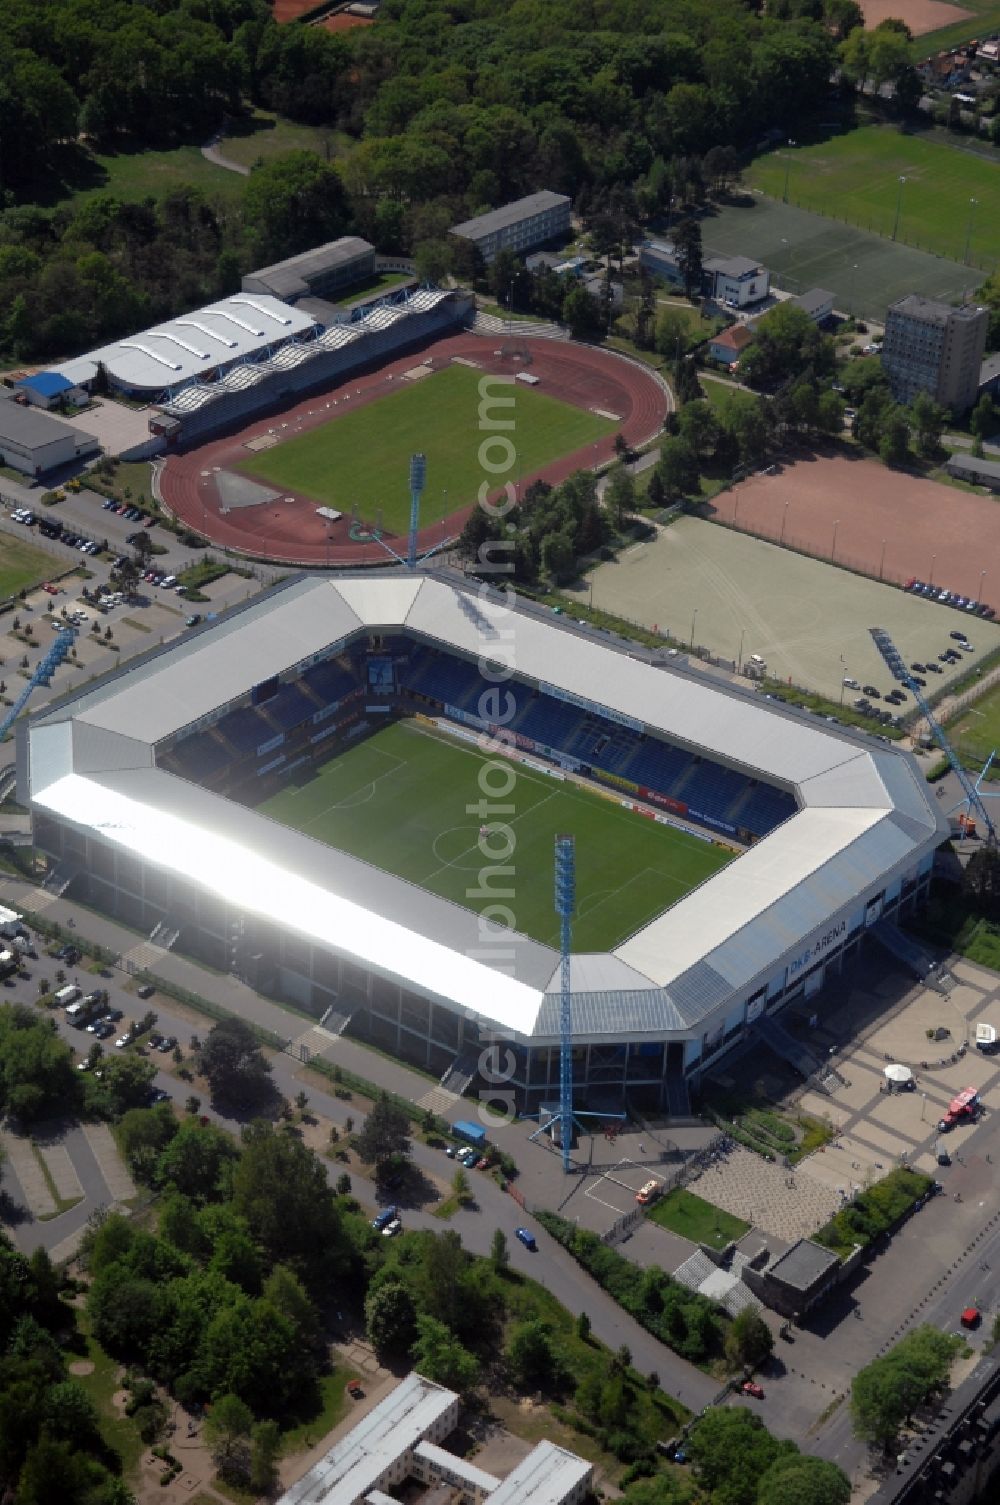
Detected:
[
  {"left": 742, "top": 1381, "right": 765, "bottom": 1399},
  {"left": 515, "top": 1227, "right": 537, "bottom": 1250},
  {"left": 136, "top": 983, "right": 155, "bottom": 999},
  {"left": 158, "top": 1036, "right": 177, "bottom": 1052}
]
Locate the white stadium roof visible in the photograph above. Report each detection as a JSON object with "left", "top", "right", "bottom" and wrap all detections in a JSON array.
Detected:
[
  {"left": 26, "top": 573, "right": 947, "bottom": 1044},
  {"left": 51, "top": 295, "right": 317, "bottom": 392}
]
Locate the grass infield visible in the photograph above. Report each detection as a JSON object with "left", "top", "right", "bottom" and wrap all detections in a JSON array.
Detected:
[
  {"left": 0, "top": 536, "right": 57, "bottom": 599},
  {"left": 948, "top": 681, "right": 1000, "bottom": 773},
  {"left": 236, "top": 363, "right": 617, "bottom": 531},
  {"left": 257, "top": 719, "right": 731, "bottom": 950},
  {"left": 748, "top": 126, "right": 1000, "bottom": 271}
]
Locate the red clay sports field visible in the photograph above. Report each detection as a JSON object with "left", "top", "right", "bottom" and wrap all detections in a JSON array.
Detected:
[{"left": 158, "top": 333, "right": 669, "bottom": 566}]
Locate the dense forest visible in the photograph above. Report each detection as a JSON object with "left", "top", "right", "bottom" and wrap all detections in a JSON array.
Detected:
[{"left": 0, "top": 0, "right": 874, "bottom": 362}]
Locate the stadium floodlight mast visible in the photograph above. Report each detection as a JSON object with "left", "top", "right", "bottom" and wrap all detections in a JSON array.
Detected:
[
  {"left": 364, "top": 453, "right": 453, "bottom": 571},
  {"left": 529, "top": 834, "right": 625, "bottom": 1168},
  {"left": 0, "top": 625, "right": 76, "bottom": 742},
  {"left": 869, "top": 626, "right": 997, "bottom": 844}
]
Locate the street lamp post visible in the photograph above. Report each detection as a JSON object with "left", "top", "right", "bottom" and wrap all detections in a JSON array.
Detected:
[
  {"left": 879, "top": 538, "right": 887, "bottom": 581},
  {"left": 840, "top": 655, "right": 847, "bottom": 706},
  {"left": 832, "top": 518, "right": 839, "bottom": 559},
  {"left": 690, "top": 607, "right": 698, "bottom": 649},
  {"left": 980, "top": 568, "right": 987, "bottom": 604},
  {"left": 965, "top": 198, "right": 979, "bottom": 266},
  {"left": 892, "top": 175, "right": 906, "bottom": 242},
  {"left": 929, "top": 553, "right": 936, "bottom": 588},
  {"left": 780, "top": 500, "right": 789, "bottom": 545},
  {"left": 738, "top": 628, "right": 745, "bottom": 674},
  {"left": 782, "top": 141, "right": 797, "bottom": 204}
]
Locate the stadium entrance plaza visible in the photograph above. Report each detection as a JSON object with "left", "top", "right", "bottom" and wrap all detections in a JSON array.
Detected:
[
  {"left": 526, "top": 956, "right": 1000, "bottom": 1252},
  {"left": 574, "top": 518, "right": 1000, "bottom": 704}
]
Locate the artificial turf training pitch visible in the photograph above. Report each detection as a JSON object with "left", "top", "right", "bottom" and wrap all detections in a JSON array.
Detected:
[
  {"left": 257, "top": 720, "right": 731, "bottom": 951},
  {"left": 236, "top": 363, "right": 617, "bottom": 532}
]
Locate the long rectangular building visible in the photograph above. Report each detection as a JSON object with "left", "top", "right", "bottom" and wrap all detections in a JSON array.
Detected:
[{"left": 451, "top": 192, "right": 571, "bottom": 264}]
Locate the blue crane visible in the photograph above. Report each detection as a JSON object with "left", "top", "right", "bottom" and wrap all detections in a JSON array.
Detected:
[
  {"left": 0, "top": 626, "right": 77, "bottom": 743},
  {"left": 869, "top": 626, "right": 996, "bottom": 844}
]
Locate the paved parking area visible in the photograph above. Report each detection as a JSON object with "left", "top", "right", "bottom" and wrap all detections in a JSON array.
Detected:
[
  {"left": 1, "top": 1131, "right": 57, "bottom": 1218},
  {"left": 82, "top": 1124, "right": 136, "bottom": 1203}
]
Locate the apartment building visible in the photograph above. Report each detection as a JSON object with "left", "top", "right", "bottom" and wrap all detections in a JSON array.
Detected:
[
  {"left": 881, "top": 295, "right": 988, "bottom": 412},
  {"left": 450, "top": 192, "right": 571, "bottom": 265}
]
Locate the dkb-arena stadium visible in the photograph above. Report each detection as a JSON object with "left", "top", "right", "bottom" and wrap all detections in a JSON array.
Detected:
[{"left": 20, "top": 573, "right": 946, "bottom": 1112}]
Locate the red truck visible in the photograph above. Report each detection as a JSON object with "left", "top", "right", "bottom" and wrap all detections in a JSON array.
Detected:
[{"left": 937, "top": 1087, "right": 980, "bottom": 1133}]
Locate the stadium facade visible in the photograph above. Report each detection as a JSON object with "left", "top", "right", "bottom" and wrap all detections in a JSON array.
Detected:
[
  {"left": 41, "top": 285, "right": 470, "bottom": 450},
  {"left": 20, "top": 573, "right": 947, "bottom": 1112}
]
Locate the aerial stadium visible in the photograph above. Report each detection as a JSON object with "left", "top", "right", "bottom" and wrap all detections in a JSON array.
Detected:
[{"left": 19, "top": 572, "right": 947, "bottom": 1113}]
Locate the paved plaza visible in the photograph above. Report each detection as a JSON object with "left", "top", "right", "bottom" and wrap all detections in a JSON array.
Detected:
[{"left": 687, "top": 1146, "right": 842, "bottom": 1243}]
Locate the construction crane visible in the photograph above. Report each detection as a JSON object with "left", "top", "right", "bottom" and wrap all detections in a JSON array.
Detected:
[
  {"left": 869, "top": 626, "right": 997, "bottom": 844},
  {"left": 0, "top": 626, "right": 77, "bottom": 744}
]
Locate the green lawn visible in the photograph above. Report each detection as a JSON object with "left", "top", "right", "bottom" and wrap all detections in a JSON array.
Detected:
[
  {"left": 699, "top": 378, "right": 757, "bottom": 416},
  {"left": 33, "top": 139, "right": 242, "bottom": 210},
  {"left": 65, "top": 1330, "right": 144, "bottom": 1481},
  {"left": 257, "top": 719, "right": 730, "bottom": 950},
  {"left": 217, "top": 110, "right": 349, "bottom": 170},
  {"left": 748, "top": 125, "right": 1000, "bottom": 271},
  {"left": 647, "top": 1187, "right": 751, "bottom": 1250},
  {"left": 237, "top": 364, "right": 617, "bottom": 530},
  {"left": 0, "top": 536, "right": 58, "bottom": 599}
]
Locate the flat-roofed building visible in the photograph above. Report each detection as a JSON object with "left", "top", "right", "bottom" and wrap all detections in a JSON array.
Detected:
[
  {"left": 486, "top": 1441, "right": 593, "bottom": 1505},
  {"left": 278, "top": 1373, "right": 459, "bottom": 1505},
  {"left": 451, "top": 192, "right": 571, "bottom": 264},
  {"left": 882, "top": 295, "right": 988, "bottom": 412},
  {"left": 0, "top": 398, "right": 99, "bottom": 477},
  {"left": 412, "top": 1441, "right": 500, "bottom": 1504},
  {"left": 242, "top": 238, "right": 376, "bottom": 304}
]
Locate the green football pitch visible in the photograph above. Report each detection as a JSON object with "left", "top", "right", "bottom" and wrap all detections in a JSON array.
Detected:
[
  {"left": 236, "top": 363, "right": 616, "bottom": 531},
  {"left": 748, "top": 126, "right": 1000, "bottom": 273},
  {"left": 257, "top": 720, "right": 731, "bottom": 950}
]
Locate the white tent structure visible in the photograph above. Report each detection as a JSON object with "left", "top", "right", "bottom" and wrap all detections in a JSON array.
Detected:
[{"left": 884, "top": 1063, "right": 914, "bottom": 1088}]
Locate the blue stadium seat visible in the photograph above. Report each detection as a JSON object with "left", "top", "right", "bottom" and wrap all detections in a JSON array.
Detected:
[
  {"left": 263, "top": 682, "right": 314, "bottom": 732},
  {"left": 172, "top": 731, "right": 232, "bottom": 780},
  {"left": 301, "top": 657, "right": 359, "bottom": 705},
  {"left": 216, "top": 706, "right": 271, "bottom": 757}
]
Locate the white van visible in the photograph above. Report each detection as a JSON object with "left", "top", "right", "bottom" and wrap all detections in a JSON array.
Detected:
[
  {"left": 55, "top": 984, "right": 81, "bottom": 1007},
  {"left": 65, "top": 1001, "right": 87, "bottom": 1024}
]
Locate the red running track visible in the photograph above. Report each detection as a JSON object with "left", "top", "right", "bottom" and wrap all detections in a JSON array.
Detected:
[{"left": 158, "top": 333, "right": 668, "bottom": 566}]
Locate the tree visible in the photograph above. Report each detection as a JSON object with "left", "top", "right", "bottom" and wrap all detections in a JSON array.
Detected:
[
  {"left": 678, "top": 400, "right": 720, "bottom": 458},
  {"left": 414, "top": 239, "right": 453, "bottom": 285},
  {"left": 0, "top": 1004, "right": 80, "bottom": 1123},
  {"left": 452, "top": 1166, "right": 471, "bottom": 1202},
  {"left": 878, "top": 409, "right": 910, "bottom": 468},
  {"left": 656, "top": 438, "right": 699, "bottom": 502},
  {"left": 117, "top": 1102, "right": 178, "bottom": 1184},
  {"left": 909, "top": 391, "right": 946, "bottom": 458},
  {"left": 851, "top": 1328, "right": 959, "bottom": 1448},
  {"left": 490, "top": 1228, "right": 509, "bottom": 1272},
  {"left": 562, "top": 284, "right": 602, "bottom": 339},
  {"left": 365, "top": 1280, "right": 418, "bottom": 1358},
  {"left": 686, "top": 1407, "right": 792, "bottom": 1505},
  {"left": 756, "top": 1455, "right": 850, "bottom": 1505},
  {"left": 250, "top": 1418, "right": 282, "bottom": 1495},
  {"left": 90, "top": 1052, "right": 156, "bottom": 1117},
  {"left": 411, "top": 1314, "right": 480, "bottom": 1393},
  {"left": 355, "top": 1092, "right": 411, "bottom": 1170},
  {"left": 231, "top": 1121, "right": 347, "bottom": 1288},
  {"left": 506, "top": 1319, "right": 561, "bottom": 1390},
  {"left": 970, "top": 393, "right": 996, "bottom": 442},
  {"left": 725, "top": 1308, "right": 774, "bottom": 1369},
  {"left": 243, "top": 151, "right": 349, "bottom": 263},
  {"left": 205, "top": 1392, "right": 253, "bottom": 1483},
  {"left": 673, "top": 218, "right": 703, "bottom": 297},
  {"left": 963, "top": 844, "right": 1000, "bottom": 918},
  {"left": 575, "top": 1311, "right": 591, "bottom": 1342},
  {"left": 198, "top": 1018, "right": 271, "bottom": 1104},
  {"left": 156, "top": 1118, "right": 238, "bottom": 1201},
  {"left": 655, "top": 308, "right": 690, "bottom": 362}
]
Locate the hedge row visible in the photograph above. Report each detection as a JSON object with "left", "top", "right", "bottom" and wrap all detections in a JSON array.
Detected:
[
  {"left": 814, "top": 1166, "right": 933, "bottom": 1257},
  {"left": 536, "top": 1210, "right": 726, "bottom": 1365}
]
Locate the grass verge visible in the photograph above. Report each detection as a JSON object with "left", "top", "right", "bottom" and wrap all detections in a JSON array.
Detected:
[{"left": 647, "top": 1187, "right": 750, "bottom": 1249}]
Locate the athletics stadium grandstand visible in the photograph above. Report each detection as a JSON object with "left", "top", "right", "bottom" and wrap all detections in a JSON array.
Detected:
[{"left": 19, "top": 572, "right": 946, "bottom": 1114}]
